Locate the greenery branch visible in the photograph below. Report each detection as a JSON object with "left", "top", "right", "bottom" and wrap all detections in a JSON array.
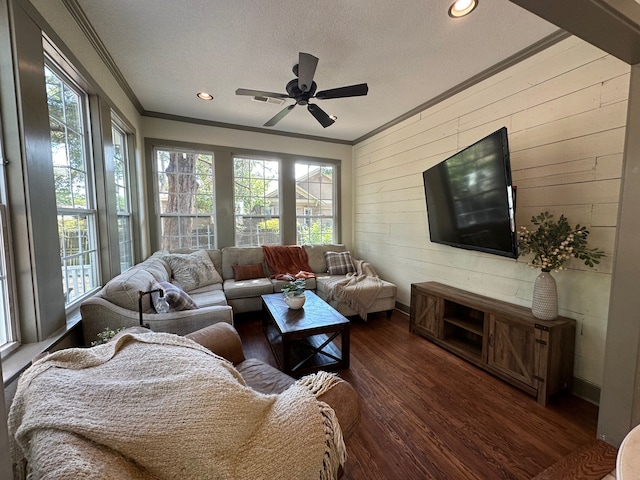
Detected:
[
  {"left": 517, "top": 211, "right": 605, "bottom": 272},
  {"left": 91, "top": 326, "right": 126, "bottom": 346}
]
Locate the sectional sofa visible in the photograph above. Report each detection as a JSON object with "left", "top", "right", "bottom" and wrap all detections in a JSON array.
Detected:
[{"left": 80, "top": 244, "right": 397, "bottom": 346}]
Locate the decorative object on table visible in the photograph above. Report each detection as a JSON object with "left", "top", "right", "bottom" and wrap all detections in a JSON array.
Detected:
[
  {"left": 281, "top": 277, "right": 307, "bottom": 309},
  {"left": 518, "top": 211, "right": 605, "bottom": 320}
]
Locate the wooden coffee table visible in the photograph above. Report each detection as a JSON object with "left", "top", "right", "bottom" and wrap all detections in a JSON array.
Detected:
[{"left": 261, "top": 291, "right": 350, "bottom": 377}]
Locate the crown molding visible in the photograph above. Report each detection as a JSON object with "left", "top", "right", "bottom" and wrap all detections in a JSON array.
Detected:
[{"left": 141, "top": 110, "right": 353, "bottom": 146}]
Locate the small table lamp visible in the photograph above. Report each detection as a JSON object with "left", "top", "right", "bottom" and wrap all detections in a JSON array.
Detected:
[{"left": 138, "top": 288, "right": 165, "bottom": 328}]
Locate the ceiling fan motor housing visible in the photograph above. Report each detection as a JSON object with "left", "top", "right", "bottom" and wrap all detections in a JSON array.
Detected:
[{"left": 286, "top": 78, "right": 317, "bottom": 105}]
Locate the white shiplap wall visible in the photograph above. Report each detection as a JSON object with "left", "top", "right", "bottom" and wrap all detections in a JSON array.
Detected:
[{"left": 352, "top": 36, "right": 630, "bottom": 387}]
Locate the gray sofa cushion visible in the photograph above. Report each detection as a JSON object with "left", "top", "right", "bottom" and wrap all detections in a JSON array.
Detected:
[
  {"left": 102, "top": 268, "right": 159, "bottom": 312},
  {"left": 316, "top": 275, "right": 398, "bottom": 299},
  {"left": 271, "top": 276, "right": 317, "bottom": 292},
  {"left": 304, "top": 244, "right": 347, "bottom": 273},
  {"left": 221, "top": 246, "right": 268, "bottom": 280},
  {"left": 190, "top": 289, "right": 228, "bottom": 308},
  {"left": 188, "top": 282, "right": 223, "bottom": 294},
  {"left": 223, "top": 278, "right": 274, "bottom": 300},
  {"left": 145, "top": 256, "right": 172, "bottom": 281}
]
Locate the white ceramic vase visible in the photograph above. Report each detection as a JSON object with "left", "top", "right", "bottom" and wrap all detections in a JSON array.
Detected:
[
  {"left": 532, "top": 270, "right": 558, "bottom": 320},
  {"left": 284, "top": 293, "right": 306, "bottom": 310}
]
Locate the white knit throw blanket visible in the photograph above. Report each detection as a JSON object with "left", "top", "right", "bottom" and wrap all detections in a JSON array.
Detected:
[{"left": 9, "top": 332, "right": 346, "bottom": 480}]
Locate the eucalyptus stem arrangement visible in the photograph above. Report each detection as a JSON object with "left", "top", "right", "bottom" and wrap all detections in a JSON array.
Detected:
[{"left": 517, "top": 212, "right": 605, "bottom": 272}]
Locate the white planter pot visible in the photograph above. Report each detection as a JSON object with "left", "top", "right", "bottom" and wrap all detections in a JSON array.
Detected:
[{"left": 284, "top": 293, "right": 306, "bottom": 310}]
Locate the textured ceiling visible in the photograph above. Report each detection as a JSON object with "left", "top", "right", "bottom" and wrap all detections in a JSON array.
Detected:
[{"left": 74, "top": 0, "right": 559, "bottom": 142}]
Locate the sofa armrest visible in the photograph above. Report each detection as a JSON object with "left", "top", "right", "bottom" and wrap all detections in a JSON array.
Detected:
[
  {"left": 316, "top": 378, "right": 361, "bottom": 440},
  {"left": 80, "top": 296, "right": 233, "bottom": 346},
  {"left": 185, "top": 322, "right": 246, "bottom": 364}
]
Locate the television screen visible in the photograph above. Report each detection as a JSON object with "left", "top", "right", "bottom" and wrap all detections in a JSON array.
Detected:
[{"left": 422, "top": 127, "right": 517, "bottom": 258}]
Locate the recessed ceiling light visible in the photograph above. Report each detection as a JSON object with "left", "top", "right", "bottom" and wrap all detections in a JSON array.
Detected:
[
  {"left": 448, "top": 0, "right": 478, "bottom": 18},
  {"left": 197, "top": 92, "right": 213, "bottom": 101}
]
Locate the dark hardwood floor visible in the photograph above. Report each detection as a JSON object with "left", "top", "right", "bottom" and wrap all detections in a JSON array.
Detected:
[{"left": 234, "top": 310, "right": 616, "bottom": 480}]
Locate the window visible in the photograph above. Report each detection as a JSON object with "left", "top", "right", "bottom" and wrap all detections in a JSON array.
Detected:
[
  {"left": 295, "top": 163, "right": 335, "bottom": 244},
  {"left": 45, "top": 64, "right": 99, "bottom": 305},
  {"left": 0, "top": 123, "right": 16, "bottom": 354},
  {"left": 112, "top": 121, "right": 133, "bottom": 271},
  {"left": 233, "top": 157, "right": 280, "bottom": 246},
  {"left": 155, "top": 149, "right": 216, "bottom": 250},
  {"left": 0, "top": 206, "right": 16, "bottom": 354}
]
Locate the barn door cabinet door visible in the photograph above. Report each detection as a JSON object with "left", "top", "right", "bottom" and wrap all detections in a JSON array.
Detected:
[
  {"left": 487, "top": 314, "right": 539, "bottom": 394},
  {"left": 409, "top": 284, "right": 441, "bottom": 338},
  {"left": 487, "top": 313, "right": 575, "bottom": 405}
]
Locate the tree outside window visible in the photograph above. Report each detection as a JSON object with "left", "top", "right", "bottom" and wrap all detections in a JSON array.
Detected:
[{"left": 156, "top": 150, "right": 216, "bottom": 250}]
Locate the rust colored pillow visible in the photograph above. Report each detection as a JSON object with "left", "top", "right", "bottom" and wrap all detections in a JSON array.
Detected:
[{"left": 232, "top": 263, "right": 265, "bottom": 281}]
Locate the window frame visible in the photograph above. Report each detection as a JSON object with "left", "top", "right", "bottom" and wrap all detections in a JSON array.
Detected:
[
  {"left": 233, "top": 155, "right": 281, "bottom": 247},
  {"left": 294, "top": 162, "right": 337, "bottom": 245},
  {"left": 145, "top": 139, "right": 342, "bottom": 251},
  {"left": 111, "top": 118, "right": 134, "bottom": 271},
  {"left": 45, "top": 60, "right": 100, "bottom": 308},
  {"left": 0, "top": 204, "right": 18, "bottom": 357},
  {"left": 153, "top": 147, "right": 218, "bottom": 251}
]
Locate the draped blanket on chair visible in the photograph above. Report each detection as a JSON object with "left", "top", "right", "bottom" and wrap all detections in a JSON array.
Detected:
[
  {"left": 325, "top": 260, "right": 382, "bottom": 320},
  {"left": 9, "top": 332, "right": 345, "bottom": 480},
  {"left": 262, "top": 245, "right": 315, "bottom": 280}
]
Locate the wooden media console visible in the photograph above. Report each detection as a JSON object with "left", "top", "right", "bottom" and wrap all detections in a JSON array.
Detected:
[{"left": 409, "top": 281, "right": 576, "bottom": 405}]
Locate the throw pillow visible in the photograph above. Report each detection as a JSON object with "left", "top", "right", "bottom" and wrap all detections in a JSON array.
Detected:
[
  {"left": 152, "top": 281, "right": 197, "bottom": 312},
  {"left": 162, "top": 250, "right": 222, "bottom": 292},
  {"left": 231, "top": 263, "right": 265, "bottom": 281},
  {"left": 324, "top": 251, "right": 356, "bottom": 275}
]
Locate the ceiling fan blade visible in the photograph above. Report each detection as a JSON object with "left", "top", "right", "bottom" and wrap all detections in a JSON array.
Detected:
[
  {"left": 235, "top": 88, "right": 289, "bottom": 99},
  {"left": 307, "top": 104, "right": 335, "bottom": 128},
  {"left": 315, "top": 83, "right": 369, "bottom": 100},
  {"left": 297, "top": 52, "right": 318, "bottom": 93},
  {"left": 264, "top": 104, "right": 295, "bottom": 127}
]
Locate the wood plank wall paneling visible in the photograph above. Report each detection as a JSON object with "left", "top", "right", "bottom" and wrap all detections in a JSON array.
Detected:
[{"left": 352, "top": 36, "right": 630, "bottom": 390}]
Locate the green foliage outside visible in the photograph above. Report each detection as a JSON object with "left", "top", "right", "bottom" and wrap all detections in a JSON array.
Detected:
[
  {"left": 297, "top": 220, "right": 333, "bottom": 244},
  {"left": 234, "top": 158, "right": 278, "bottom": 215}
]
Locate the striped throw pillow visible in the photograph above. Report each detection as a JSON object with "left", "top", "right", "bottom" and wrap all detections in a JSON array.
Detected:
[{"left": 152, "top": 281, "right": 197, "bottom": 312}]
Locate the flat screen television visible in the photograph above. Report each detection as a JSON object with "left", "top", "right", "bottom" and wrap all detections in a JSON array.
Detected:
[{"left": 422, "top": 127, "right": 517, "bottom": 258}]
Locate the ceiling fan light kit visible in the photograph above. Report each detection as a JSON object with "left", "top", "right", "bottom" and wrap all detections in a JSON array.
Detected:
[{"left": 236, "top": 52, "right": 369, "bottom": 128}]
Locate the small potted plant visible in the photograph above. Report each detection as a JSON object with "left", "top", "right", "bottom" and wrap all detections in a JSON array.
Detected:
[{"left": 281, "top": 277, "right": 306, "bottom": 309}]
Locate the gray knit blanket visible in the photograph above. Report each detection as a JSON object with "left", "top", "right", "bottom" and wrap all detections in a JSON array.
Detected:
[
  {"left": 326, "top": 260, "right": 382, "bottom": 320},
  {"left": 9, "top": 332, "right": 346, "bottom": 479}
]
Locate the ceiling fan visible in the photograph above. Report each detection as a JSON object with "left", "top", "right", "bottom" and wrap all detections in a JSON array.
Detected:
[{"left": 236, "top": 52, "right": 368, "bottom": 128}]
